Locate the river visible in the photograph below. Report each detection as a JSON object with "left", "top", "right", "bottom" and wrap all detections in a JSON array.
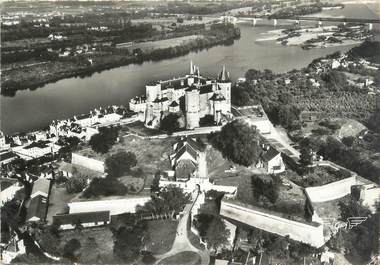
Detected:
[{"left": 1, "top": 3, "right": 378, "bottom": 134}]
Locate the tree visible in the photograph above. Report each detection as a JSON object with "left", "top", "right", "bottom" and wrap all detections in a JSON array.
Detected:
[
  {"left": 251, "top": 175, "right": 280, "bottom": 204},
  {"left": 114, "top": 221, "right": 148, "bottom": 262},
  {"left": 342, "top": 136, "right": 355, "bottom": 147},
  {"left": 368, "top": 109, "right": 380, "bottom": 133},
  {"left": 245, "top": 69, "right": 262, "bottom": 81},
  {"left": 160, "top": 113, "right": 180, "bottom": 134},
  {"left": 138, "top": 185, "right": 190, "bottom": 214},
  {"left": 89, "top": 127, "right": 119, "bottom": 154},
  {"left": 63, "top": 238, "right": 81, "bottom": 260},
  {"left": 65, "top": 175, "right": 87, "bottom": 193},
  {"left": 195, "top": 214, "right": 229, "bottom": 252},
  {"left": 337, "top": 200, "right": 378, "bottom": 262},
  {"left": 150, "top": 171, "right": 161, "bottom": 193},
  {"left": 208, "top": 120, "right": 261, "bottom": 166},
  {"left": 299, "top": 137, "right": 321, "bottom": 168},
  {"left": 105, "top": 151, "right": 137, "bottom": 178},
  {"left": 82, "top": 177, "right": 128, "bottom": 198}
]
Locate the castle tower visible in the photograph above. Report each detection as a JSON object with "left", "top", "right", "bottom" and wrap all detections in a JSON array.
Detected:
[
  {"left": 185, "top": 87, "right": 200, "bottom": 129},
  {"left": 152, "top": 97, "right": 161, "bottom": 118},
  {"left": 146, "top": 82, "right": 161, "bottom": 103},
  {"left": 210, "top": 93, "right": 226, "bottom": 125},
  {"left": 190, "top": 60, "right": 194, "bottom": 75},
  {"left": 187, "top": 61, "right": 196, "bottom": 86},
  {"left": 217, "top": 65, "right": 232, "bottom": 110}
]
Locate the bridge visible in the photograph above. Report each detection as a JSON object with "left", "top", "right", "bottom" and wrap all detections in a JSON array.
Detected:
[{"left": 219, "top": 15, "right": 380, "bottom": 29}]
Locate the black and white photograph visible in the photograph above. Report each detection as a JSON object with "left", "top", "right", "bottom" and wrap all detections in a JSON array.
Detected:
[{"left": 0, "top": 0, "right": 379, "bottom": 264}]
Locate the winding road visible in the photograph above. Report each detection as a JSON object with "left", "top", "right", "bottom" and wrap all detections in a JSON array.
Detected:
[{"left": 154, "top": 193, "right": 210, "bottom": 265}]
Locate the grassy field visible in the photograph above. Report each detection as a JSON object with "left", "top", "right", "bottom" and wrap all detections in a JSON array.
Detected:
[
  {"left": 145, "top": 220, "right": 178, "bottom": 255},
  {"left": 157, "top": 251, "right": 201, "bottom": 265},
  {"left": 113, "top": 134, "right": 175, "bottom": 177},
  {"left": 236, "top": 173, "right": 306, "bottom": 221},
  {"left": 205, "top": 143, "right": 265, "bottom": 187},
  {"left": 58, "top": 227, "right": 117, "bottom": 264}
]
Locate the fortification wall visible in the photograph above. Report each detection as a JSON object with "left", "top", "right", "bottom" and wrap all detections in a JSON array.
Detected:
[
  {"left": 305, "top": 176, "right": 357, "bottom": 203},
  {"left": 220, "top": 201, "right": 325, "bottom": 248},
  {"left": 72, "top": 153, "right": 105, "bottom": 173}
]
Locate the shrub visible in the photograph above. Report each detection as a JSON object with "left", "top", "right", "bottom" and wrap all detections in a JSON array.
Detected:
[
  {"left": 105, "top": 151, "right": 137, "bottom": 178},
  {"left": 65, "top": 176, "right": 87, "bottom": 194},
  {"left": 89, "top": 127, "right": 119, "bottom": 153},
  {"left": 82, "top": 177, "right": 128, "bottom": 198}
]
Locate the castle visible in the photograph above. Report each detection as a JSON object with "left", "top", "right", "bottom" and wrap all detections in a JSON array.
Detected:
[{"left": 129, "top": 61, "right": 232, "bottom": 129}]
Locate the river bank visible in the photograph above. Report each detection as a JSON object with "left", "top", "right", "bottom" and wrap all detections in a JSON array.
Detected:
[{"left": 1, "top": 23, "right": 240, "bottom": 96}]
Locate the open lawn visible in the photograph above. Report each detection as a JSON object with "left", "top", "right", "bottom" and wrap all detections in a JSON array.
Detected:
[
  {"left": 157, "top": 251, "right": 201, "bottom": 265},
  {"left": 113, "top": 134, "right": 175, "bottom": 179},
  {"left": 145, "top": 220, "right": 178, "bottom": 255},
  {"left": 58, "top": 227, "right": 117, "bottom": 264},
  {"left": 236, "top": 173, "right": 306, "bottom": 221},
  {"left": 205, "top": 144, "right": 265, "bottom": 186}
]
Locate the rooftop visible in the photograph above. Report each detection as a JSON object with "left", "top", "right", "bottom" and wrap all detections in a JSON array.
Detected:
[
  {"left": 31, "top": 178, "right": 51, "bottom": 196},
  {"left": 0, "top": 151, "right": 18, "bottom": 161},
  {"left": 26, "top": 195, "right": 47, "bottom": 221},
  {"left": 53, "top": 211, "right": 110, "bottom": 225},
  {"left": 24, "top": 140, "right": 51, "bottom": 149},
  {"left": 261, "top": 147, "right": 280, "bottom": 162}
]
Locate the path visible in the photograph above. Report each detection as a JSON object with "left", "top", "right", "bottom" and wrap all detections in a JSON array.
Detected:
[{"left": 154, "top": 192, "right": 210, "bottom": 265}]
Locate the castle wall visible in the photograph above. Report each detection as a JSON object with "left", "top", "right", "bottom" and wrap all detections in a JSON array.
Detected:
[
  {"left": 305, "top": 176, "right": 357, "bottom": 203},
  {"left": 72, "top": 153, "right": 105, "bottom": 173},
  {"left": 220, "top": 201, "right": 325, "bottom": 248}
]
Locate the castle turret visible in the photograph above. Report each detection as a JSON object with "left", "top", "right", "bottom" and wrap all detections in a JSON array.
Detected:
[
  {"left": 185, "top": 87, "right": 200, "bottom": 129},
  {"left": 217, "top": 65, "right": 232, "bottom": 108},
  {"left": 210, "top": 93, "right": 226, "bottom": 125}
]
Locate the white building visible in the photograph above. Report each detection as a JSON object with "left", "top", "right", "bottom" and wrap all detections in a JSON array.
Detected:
[
  {"left": 0, "top": 131, "right": 10, "bottom": 151},
  {"left": 12, "top": 140, "right": 61, "bottom": 161},
  {"left": 256, "top": 146, "right": 286, "bottom": 174},
  {"left": 0, "top": 178, "right": 23, "bottom": 207},
  {"left": 30, "top": 178, "right": 51, "bottom": 199}
]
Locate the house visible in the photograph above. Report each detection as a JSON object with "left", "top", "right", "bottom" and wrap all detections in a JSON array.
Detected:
[
  {"left": 12, "top": 140, "right": 61, "bottom": 161},
  {"left": 0, "top": 151, "right": 18, "bottom": 166},
  {"left": 31, "top": 178, "right": 51, "bottom": 198},
  {"left": 257, "top": 146, "right": 285, "bottom": 174},
  {"left": 26, "top": 195, "right": 48, "bottom": 222},
  {"left": 0, "top": 130, "right": 10, "bottom": 151},
  {"left": 1, "top": 178, "right": 23, "bottom": 206},
  {"left": 53, "top": 211, "right": 110, "bottom": 230},
  {"left": 169, "top": 137, "right": 207, "bottom": 180}
]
